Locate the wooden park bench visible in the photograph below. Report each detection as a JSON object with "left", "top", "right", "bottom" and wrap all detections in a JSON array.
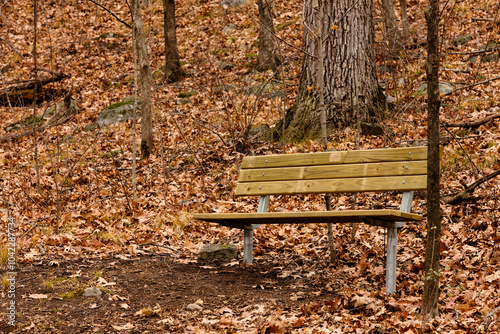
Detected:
[{"left": 194, "top": 146, "right": 431, "bottom": 293}]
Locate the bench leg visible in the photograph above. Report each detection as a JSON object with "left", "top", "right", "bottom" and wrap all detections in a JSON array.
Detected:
[
  {"left": 386, "top": 226, "right": 397, "bottom": 294},
  {"left": 243, "top": 228, "right": 253, "bottom": 264}
]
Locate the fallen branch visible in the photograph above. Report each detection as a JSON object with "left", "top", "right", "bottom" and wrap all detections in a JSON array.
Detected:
[
  {"left": 446, "top": 49, "right": 492, "bottom": 55},
  {"left": 0, "top": 37, "right": 25, "bottom": 59},
  {"left": 442, "top": 112, "right": 500, "bottom": 128},
  {"left": 473, "top": 17, "right": 499, "bottom": 24},
  {"left": 482, "top": 306, "right": 500, "bottom": 327},
  {"left": 454, "top": 75, "right": 500, "bottom": 92},
  {"left": 1, "top": 70, "right": 69, "bottom": 104},
  {"left": 87, "top": 0, "right": 131, "bottom": 29},
  {"left": 444, "top": 169, "right": 500, "bottom": 204}
]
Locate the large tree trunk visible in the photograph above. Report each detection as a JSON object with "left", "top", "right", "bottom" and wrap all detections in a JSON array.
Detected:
[
  {"left": 131, "top": 0, "right": 153, "bottom": 159},
  {"left": 163, "top": 0, "right": 184, "bottom": 82},
  {"left": 280, "top": 0, "right": 383, "bottom": 141},
  {"left": 422, "top": 0, "right": 441, "bottom": 320},
  {"left": 257, "top": 0, "right": 277, "bottom": 71}
]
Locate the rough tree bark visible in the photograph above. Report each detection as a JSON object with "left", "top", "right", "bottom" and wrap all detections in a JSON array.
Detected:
[
  {"left": 131, "top": 0, "right": 153, "bottom": 159},
  {"left": 163, "top": 0, "right": 184, "bottom": 82},
  {"left": 257, "top": 0, "right": 277, "bottom": 71},
  {"left": 422, "top": 0, "right": 441, "bottom": 319},
  {"left": 381, "top": 0, "right": 403, "bottom": 56},
  {"left": 278, "top": 0, "right": 383, "bottom": 140},
  {"left": 399, "top": 0, "right": 411, "bottom": 41}
]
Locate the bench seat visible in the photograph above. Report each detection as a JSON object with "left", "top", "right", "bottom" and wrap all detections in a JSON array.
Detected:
[{"left": 194, "top": 209, "right": 422, "bottom": 229}]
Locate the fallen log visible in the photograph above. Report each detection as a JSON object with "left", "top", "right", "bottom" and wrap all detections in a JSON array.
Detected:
[{"left": 0, "top": 69, "right": 69, "bottom": 105}]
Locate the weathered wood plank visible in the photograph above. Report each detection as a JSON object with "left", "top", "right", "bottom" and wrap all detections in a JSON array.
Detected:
[
  {"left": 193, "top": 209, "right": 423, "bottom": 227},
  {"left": 234, "top": 175, "right": 427, "bottom": 196},
  {"left": 241, "top": 147, "right": 427, "bottom": 169},
  {"left": 238, "top": 161, "right": 427, "bottom": 183}
]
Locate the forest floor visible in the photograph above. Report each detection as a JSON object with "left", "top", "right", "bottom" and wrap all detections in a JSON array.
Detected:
[{"left": 1, "top": 0, "right": 500, "bottom": 332}]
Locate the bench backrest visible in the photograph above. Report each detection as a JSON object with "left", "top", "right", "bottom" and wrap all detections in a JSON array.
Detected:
[{"left": 235, "top": 147, "right": 429, "bottom": 197}]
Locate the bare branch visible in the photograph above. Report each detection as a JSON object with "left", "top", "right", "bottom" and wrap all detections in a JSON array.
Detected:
[
  {"left": 0, "top": 37, "right": 25, "bottom": 59},
  {"left": 454, "top": 75, "right": 500, "bottom": 91},
  {"left": 442, "top": 112, "right": 500, "bottom": 128},
  {"left": 444, "top": 170, "right": 500, "bottom": 204},
  {"left": 87, "top": 0, "right": 132, "bottom": 29}
]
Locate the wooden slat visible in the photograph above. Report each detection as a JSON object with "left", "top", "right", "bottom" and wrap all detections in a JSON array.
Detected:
[
  {"left": 234, "top": 175, "right": 427, "bottom": 196},
  {"left": 241, "top": 147, "right": 427, "bottom": 169},
  {"left": 193, "top": 210, "right": 423, "bottom": 227},
  {"left": 238, "top": 160, "right": 427, "bottom": 183}
]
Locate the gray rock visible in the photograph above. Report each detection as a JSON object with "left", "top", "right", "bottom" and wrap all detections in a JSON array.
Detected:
[
  {"left": 42, "top": 99, "right": 80, "bottom": 120},
  {"left": 177, "top": 98, "right": 191, "bottom": 105},
  {"left": 249, "top": 125, "right": 269, "bottom": 137},
  {"left": 83, "top": 287, "right": 102, "bottom": 298},
  {"left": 186, "top": 303, "right": 203, "bottom": 311},
  {"left": 466, "top": 54, "right": 500, "bottom": 63},
  {"left": 199, "top": 244, "right": 237, "bottom": 263},
  {"left": 221, "top": 0, "right": 248, "bottom": 7},
  {"left": 96, "top": 97, "right": 141, "bottom": 127},
  {"left": 415, "top": 82, "right": 454, "bottom": 96},
  {"left": 177, "top": 91, "right": 197, "bottom": 98},
  {"left": 216, "top": 61, "right": 234, "bottom": 71},
  {"left": 84, "top": 123, "right": 100, "bottom": 132},
  {"left": 222, "top": 24, "right": 237, "bottom": 34},
  {"left": 4, "top": 115, "right": 44, "bottom": 132},
  {"left": 451, "top": 34, "right": 473, "bottom": 47},
  {"left": 480, "top": 53, "right": 499, "bottom": 63}
]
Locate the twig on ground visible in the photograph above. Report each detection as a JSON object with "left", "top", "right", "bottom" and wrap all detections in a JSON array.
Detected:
[
  {"left": 0, "top": 37, "right": 25, "bottom": 59},
  {"left": 443, "top": 169, "right": 500, "bottom": 204},
  {"left": 139, "top": 242, "right": 178, "bottom": 253},
  {"left": 20, "top": 222, "right": 39, "bottom": 239},
  {"left": 442, "top": 112, "right": 500, "bottom": 128},
  {"left": 454, "top": 75, "right": 500, "bottom": 91},
  {"left": 482, "top": 306, "right": 500, "bottom": 327}
]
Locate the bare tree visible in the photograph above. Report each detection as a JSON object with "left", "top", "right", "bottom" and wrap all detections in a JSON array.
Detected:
[
  {"left": 256, "top": 0, "right": 277, "bottom": 71},
  {"left": 33, "top": 0, "right": 41, "bottom": 193},
  {"left": 381, "top": 0, "right": 403, "bottom": 56},
  {"left": 399, "top": 0, "right": 411, "bottom": 41},
  {"left": 313, "top": 0, "right": 337, "bottom": 263},
  {"left": 131, "top": 0, "right": 153, "bottom": 159},
  {"left": 422, "top": 0, "right": 441, "bottom": 319},
  {"left": 163, "top": 0, "right": 184, "bottom": 82}
]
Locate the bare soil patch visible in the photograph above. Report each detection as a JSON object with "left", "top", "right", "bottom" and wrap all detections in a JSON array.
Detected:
[{"left": 4, "top": 254, "right": 345, "bottom": 333}]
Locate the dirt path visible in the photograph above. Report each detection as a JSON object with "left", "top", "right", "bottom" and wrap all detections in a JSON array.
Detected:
[{"left": 4, "top": 254, "right": 344, "bottom": 333}]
